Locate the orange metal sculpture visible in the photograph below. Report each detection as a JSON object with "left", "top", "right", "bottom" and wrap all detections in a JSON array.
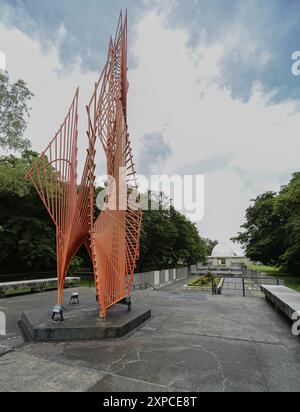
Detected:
[{"left": 25, "top": 11, "right": 142, "bottom": 318}]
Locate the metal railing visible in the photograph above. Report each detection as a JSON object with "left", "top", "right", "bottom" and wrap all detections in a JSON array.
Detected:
[{"left": 220, "top": 275, "right": 284, "bottom": 297}]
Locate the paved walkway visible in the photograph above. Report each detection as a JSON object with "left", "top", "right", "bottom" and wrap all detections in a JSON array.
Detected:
[{"left": 0, "top": 279, "right": 299, "bottom": 392}]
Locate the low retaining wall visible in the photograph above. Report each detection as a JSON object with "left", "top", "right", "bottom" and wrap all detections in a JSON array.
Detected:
[
  {"left": 134, "top": 266, "right": 191, "bottom": 288},
  {"left": 0, "top": 266, "right": 194, "bottom": 297},
  {"left": 0, "top": 277, "right": 81, "bottom": 298},
  {"left": 261, "top": 285, "right": 300, "bottom": 320}
]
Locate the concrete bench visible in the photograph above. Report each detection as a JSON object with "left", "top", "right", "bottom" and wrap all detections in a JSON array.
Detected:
[
  {"left": 0, "top": 277, "right": 81, "bottom": 298},
  {"left": 261, "top": 285, "right": 300, "bottom": 320}
]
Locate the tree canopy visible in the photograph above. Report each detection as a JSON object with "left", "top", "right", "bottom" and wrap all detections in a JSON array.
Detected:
[
  {"left": 203, "top": 238, "right": 219, "bottom": 256},
  {"left": 0, "top": 73, "right": 210, "bottom": 276},
  {"left": 0, "top": 151, "right": 56, "bottom": 273},
  {"left": 0, "top": 71, "right": 33, "bottom": 152},
  {"left": 137, "top": 194, "right": 207, "bottom": 272},
  {"left": 234, "top": 173, "right": 300, "bottom": 275},
  {"left": 0, "top": 152, "right": 209, "bottom": 275}
]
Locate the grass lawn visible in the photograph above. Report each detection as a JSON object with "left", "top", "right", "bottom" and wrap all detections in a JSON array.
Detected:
[
  {"left": 248, "top": 264, "right": 280, "bottom": 276},
  {"left": 248, "top": 264, "right": 300, "bottom": 292}
]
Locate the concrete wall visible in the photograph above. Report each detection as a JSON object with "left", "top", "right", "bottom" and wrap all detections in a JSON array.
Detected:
[
  {"left": 134, "top": 271, "right": 157, "bottom": 286},
  {"left": 133, "top": 266, "right": 191, "bottom": 288},
  {"left": 191, "top": 265, "right": 197, "bottom": 274},
  {"left": 0, "top": 277, "right": 80, "bottom": 298},
  {"left": 176, "top": 267, "right": 188, "bottom": 279}
]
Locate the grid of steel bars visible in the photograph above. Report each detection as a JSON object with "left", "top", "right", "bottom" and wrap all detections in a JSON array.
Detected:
[{"left": 25, "top": 11, "right": 142, "bottom": 318}]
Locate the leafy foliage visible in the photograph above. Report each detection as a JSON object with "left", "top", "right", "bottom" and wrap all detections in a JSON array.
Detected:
[
  {"left": 0, "top": 74, "right": 210, "bottom": 276},
  {"left": 0, "top": 71, "right": 33, "bottom": 152},
  {"left": 0, "top": 151, "right": 57, "bottom": 273},
  {"left": 137, "top": 195, "right": 208, "bottom": 272},
  {"left": 0, "top": 151, "right": 87, "bottom": 274},
  {"left": 203, "top": 238, "right": 219, "bottom": 256},
  {"left": 274, "top": 173, "right": 300, "bottom": 274},
  {"left": 234, "top": 173, "right": 300, "bottom": 275}
]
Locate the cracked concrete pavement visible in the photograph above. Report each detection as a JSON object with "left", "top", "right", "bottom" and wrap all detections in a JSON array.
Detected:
[{"left": 0, "top": 278, "right": 299, "bottom": 392}]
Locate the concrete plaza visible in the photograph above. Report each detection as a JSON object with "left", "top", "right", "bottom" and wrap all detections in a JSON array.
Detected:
[{"left": 0, "top": 278, "right": 299, "bottom": 392}]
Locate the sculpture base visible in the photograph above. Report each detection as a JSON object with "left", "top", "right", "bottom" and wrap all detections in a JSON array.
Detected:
[{"left": 20, "top": 304, "right": 151, "bottom": 342}]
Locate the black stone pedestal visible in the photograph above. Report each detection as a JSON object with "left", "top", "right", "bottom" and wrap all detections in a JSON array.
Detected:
[{"left": 20, "top": 304, "right": 151, "bottom": 342}]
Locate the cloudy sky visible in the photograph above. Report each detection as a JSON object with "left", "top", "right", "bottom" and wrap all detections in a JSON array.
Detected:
[{"left": 1, "top": 0, "right": 300, "bottom": 252}]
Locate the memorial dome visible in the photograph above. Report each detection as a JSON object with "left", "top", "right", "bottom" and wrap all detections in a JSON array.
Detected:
[{"left": 211, "top": 243, "right": 236, "bottom": 257}]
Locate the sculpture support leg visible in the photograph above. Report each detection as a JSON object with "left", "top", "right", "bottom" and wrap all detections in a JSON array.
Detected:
[
  {"left": 100, "top": 308, "right": 107, "bottom": 319},
  {"left": 57, "top": 285, "right": 64, "bottom": 305}
]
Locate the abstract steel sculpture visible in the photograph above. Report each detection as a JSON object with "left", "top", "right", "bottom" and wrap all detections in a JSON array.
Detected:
[{"left": 25, "top": 11, "right": 142, "bottom": 318}]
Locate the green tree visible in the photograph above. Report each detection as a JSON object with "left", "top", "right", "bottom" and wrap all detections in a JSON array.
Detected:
[
  {"left": 0, "top": 151, "right": 57, "bottom": 273},
  {"left": 169, "top": 206, "right": 207, "bottom": 266},
  {"left": 0, "top": 71, "right": 33, "bottom": 152},
  {"left": 233, "top": 192, "right": 284, "bottom": 267},
  {"left": 137, "top": 193, "right": 207, "bottom": 272},
  {"left": 203, "top": 238, "right": 219, "bottom": 256},
  {"left": 234, "top": 174, "right": 300, "bottom": 275},
  {"left": 0, "top": 154, "right": 208, "bottom": 275},
  {"left": 138, "top": 209, "right": 178, "bottom": 272},
  {"left": 274, "top": 173, "right": 300, "bottom": 274}
]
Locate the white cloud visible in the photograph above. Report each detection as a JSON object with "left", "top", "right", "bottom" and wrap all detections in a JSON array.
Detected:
[
  {"left": 128, "top": 12, "right": 300, "bottom": 244},
  {"left": 0, "top": 23, "right": 99, "bottom": 176},
  {"left": 2, "top": 10, "right": 300, "bottom": 247}
]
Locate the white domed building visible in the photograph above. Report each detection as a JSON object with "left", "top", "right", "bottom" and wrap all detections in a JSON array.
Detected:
[{"left": 208, "top": 243, "right": 249, "bottom": 269}]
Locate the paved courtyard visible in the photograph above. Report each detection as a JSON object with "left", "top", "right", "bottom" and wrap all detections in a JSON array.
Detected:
[{"left": 0, "top": 278, "right": 299, "bottom": 392}]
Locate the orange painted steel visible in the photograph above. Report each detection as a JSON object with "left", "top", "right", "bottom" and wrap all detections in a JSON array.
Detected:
[{"left": 25, "top": 11, "right": 142, "bottom": 318}]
